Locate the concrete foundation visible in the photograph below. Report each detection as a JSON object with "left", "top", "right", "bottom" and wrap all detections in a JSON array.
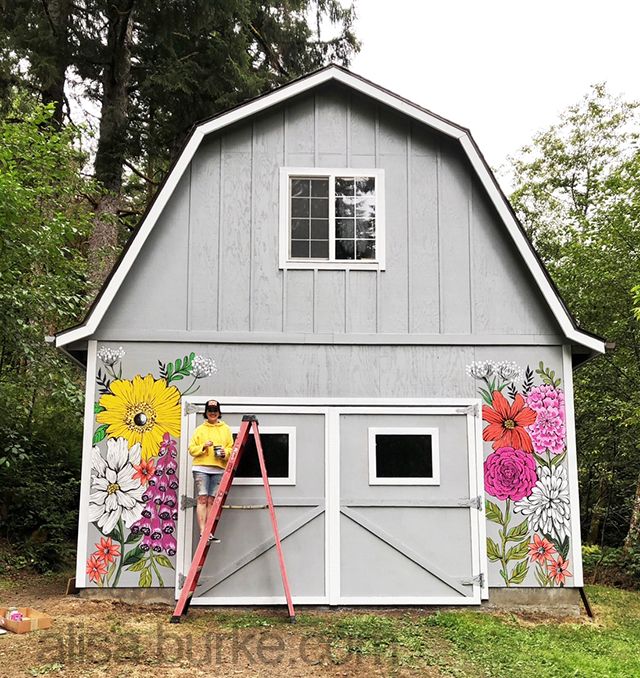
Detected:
[
  {"left": 483, "top": 587, "right": 584, "bottom": 616},
  {"left": 79, "top": 587, "right": 175, "bottom": 606}
]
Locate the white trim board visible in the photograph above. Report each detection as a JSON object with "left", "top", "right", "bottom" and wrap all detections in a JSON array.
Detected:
[{"left": 54, "top": 65, "right": 604, "bottom": 355}]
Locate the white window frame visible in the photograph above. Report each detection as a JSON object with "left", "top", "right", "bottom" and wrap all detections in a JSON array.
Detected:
[
  {"left": 229, "top": 425, "right": 296, "bottom": 486},
  {"left": 368, "top": 427, "right": 440, "bottom": 486},
  {"left": 279, "top": 167, "right": 386, "bottom": 270}
]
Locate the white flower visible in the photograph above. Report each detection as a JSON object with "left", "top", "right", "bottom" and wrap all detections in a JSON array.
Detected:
[
  {"left": 191, "top": 354, "right": 217, "bottom": 379},
  {"left": 97, "top": 346, "right": 125, "bottom": 367},
  {"left": 494, "top": 360, "right": 523, "bottom": 385},
  {"left": 88, "top": 437, "right": 145, "bottom": 535},
  {"left": 513, "top": 465, "right": 571, "bottom": 540},
  {"left": 465, "top": 361, "right": 495, "bottom": 380}
]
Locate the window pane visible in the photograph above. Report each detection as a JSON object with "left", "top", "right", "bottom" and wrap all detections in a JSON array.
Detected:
[
  {"left": 356, "top": 176, "right": 375, "bottom": 196},
  {"left": 335, "top": 219, "right": 354, "bottom": 238},
  {"left": 310, "top": 219, "right": 329, "bottom": 239},
  {"left": 291, "top": 219, "right": 309, "bottom": 239},
  {"left": 356, "top": 239, "right": 376, "bottom": 259},
  {"left": 291, "top": 198, "right": 310, "bottom": 218},
  {"left": 356, "top": 219, "right": 375, "bottom": 239},
  {"left": 233, "top": 433, "right": 290, "bottom": 478},
  {"left": 291, "top": 178, "right": 310, "bottom": 197},
  {"left": 335, "top": 239, "right": 355, "bottom": 259},
  {"left": 375, "top": 434, "right": 433, "bottom": 478},
  {"left": 291, "top": 240, "right": 309, "bottom": 258},
  {"left": 310, "top": 198, "right": 329, "bottom": 218},
  {"left": 310, "top": 240, "right": 329, "bottom": 258},
  {"left": 355, "top": 196, "right": 376, "bottom": 219},
  {"left": 311, "top": 178, "right": 329, "bottom": 197},
  {"left": 335, "top": 197, "right": 355, "bottom": 217},
  {"left": 335, "top": 177, "right": 355, "bottom": 196}
]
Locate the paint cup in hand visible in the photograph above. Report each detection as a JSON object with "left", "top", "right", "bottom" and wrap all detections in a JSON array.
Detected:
[{"left": 214, "top": 445, "right": 224, "bottom": 459}]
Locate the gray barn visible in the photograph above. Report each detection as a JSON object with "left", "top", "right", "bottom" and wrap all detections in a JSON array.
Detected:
[{"left": 56, "top": 65, "right": 604, "bottom": 606}]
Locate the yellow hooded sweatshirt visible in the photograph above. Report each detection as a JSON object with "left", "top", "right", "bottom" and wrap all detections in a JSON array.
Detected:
[{"left": 188, "top": 420, "right": 233, "bottom": 470}]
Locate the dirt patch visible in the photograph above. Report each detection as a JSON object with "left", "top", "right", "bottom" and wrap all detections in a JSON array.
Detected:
[{"left": 0, "top": 575, "right": 448, "bottom": 677}]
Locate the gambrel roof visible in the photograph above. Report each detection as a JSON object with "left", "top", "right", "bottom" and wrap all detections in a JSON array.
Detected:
[{"left": 55, "top": 64, "right": 605, "bottom": 359}]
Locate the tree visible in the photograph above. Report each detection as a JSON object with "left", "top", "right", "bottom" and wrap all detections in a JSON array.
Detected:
[{"left": 507, "top": 85, "right": 640, "bottom": 548}]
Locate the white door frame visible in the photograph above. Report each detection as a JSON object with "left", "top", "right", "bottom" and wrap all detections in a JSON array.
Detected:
[{"left": 176, "top": 396, "right": 486, "bottom": 605}]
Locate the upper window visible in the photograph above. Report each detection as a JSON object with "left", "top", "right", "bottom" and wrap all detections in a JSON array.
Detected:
[
  {"left": 279, "top": 168, "right": 385, "bottom": 270},
  {"left": 230, "top": 426, "right": 296, "bottom": 486}
]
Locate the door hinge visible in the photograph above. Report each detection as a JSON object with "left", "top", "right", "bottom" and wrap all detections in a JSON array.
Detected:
[
  {"left": 180, "top": 494, "right": 197, "bottom": 510},
  {"left": 460, "top": 573, "right": 485, "bottom": 588},
  {"left": 458, "top": 496, "right": 482, "bottom": 510},
  {"left": 178, "top": 573, "right": 186, "bottom": 589},
  {"left": 456, "top": 404, "right": 479, "bottom": 417},
  {"left": 184, "top": 401, "right": 200, "bottom": 415}
]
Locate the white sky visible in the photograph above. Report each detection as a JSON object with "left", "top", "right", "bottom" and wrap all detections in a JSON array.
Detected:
[{"left": 350, "top": 0, "right": 640, "bottom": 177}]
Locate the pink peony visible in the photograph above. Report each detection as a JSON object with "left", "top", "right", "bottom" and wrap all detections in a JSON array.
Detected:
[
  {"left": 484, "top": 446, "right": 538, "bottom": 501},
  {"left": 526, "top": 385, "right": 566, "bottom": 455}
]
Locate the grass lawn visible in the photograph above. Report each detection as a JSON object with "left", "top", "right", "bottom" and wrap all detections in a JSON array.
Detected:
[{"left": 0, "top": 572, "right": 638, "bottom": 677}]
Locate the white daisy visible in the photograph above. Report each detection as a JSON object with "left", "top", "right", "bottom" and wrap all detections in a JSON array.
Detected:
[
  {"left": 97, "top": 346, "right": 125, "bottom": 367},
  {"left": 465, "top": 360, "right": 495, "bottom": 380},
  {"left": 88, "top": 437, "right": 145, "bottom": 535},
  {"left": 191, "top": 354, "right": 217, "bottom": 379},
  {"left": 513, "top": 464, "right": 571, "bottom": 540}
]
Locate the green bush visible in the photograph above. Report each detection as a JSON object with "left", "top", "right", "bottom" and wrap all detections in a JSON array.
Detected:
[{"left": 582, "top": 544, "right": 640, "bottom": 588}]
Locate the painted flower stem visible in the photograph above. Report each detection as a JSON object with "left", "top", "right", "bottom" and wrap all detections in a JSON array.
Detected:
[
  {"left": 112, "top": 519, "right": 126, "bottom": 587},
  {"left": 150, "top": 555, "right": 165, "bottom": 587},
  {"left": 180, "top": 376, "right": 200, "bottom": 396},
  {"left": 499, "top": 499, "right": 511, "bottom": 587}
]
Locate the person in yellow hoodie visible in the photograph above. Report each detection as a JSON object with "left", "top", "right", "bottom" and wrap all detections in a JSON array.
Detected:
[{"left": 188, "top": 399, "right": 233, "bottom": 542}]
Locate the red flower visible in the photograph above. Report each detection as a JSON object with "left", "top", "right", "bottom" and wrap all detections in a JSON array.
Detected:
[
  {"left": 86, "top": 553, "right": 108, "bottom": 583},
  {"left": 482, "top": 391, "right": 537, "bottom": 452},
  {"left": 132, "top": 458, "right": 157, "bottom": 485},
  {"left": 548, "top": 556, "right": 572, "bottom": 585},
  {"left": 528, "top": 534, "right": 556, "bottom": 565},
  {"left": 94, "top": 537, "right": 121, "bottom": 565}
]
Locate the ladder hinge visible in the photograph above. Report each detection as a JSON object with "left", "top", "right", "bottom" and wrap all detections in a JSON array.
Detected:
[
  {"left": 178, "top": 573, "right": 186, "bottom": 589},
  {"left": 180, "top": 494, "right": 197, "bottom": 510},
  {"left": 456, "top": 404, "right": 479, "bottom": 416},
  {"left": 184, "top": 401, "right": 199, "bottom": 415},
  {"left": 460, "top": 573, "right": 485, "bottom": 587},
  {"left": 458, "top": 496, "right": 482, "bottom": 510}
]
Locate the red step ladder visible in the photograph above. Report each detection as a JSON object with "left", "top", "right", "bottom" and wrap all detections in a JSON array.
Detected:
[{"left": 170, "top": 415, "right": 295, "bottom": 623}]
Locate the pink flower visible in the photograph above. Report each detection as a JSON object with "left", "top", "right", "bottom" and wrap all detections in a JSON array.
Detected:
[
  {"left": 484, "top": 446, "right": 538, "bottom": 501},
  {"left": 548, "top": 556, "right": 572, "bottom": 585},
  {"left": 526, "top": 385, "right": 566, "bottom": 455},
  {"left": 528, "top": 534, "right": 556, "bottom": 564}
]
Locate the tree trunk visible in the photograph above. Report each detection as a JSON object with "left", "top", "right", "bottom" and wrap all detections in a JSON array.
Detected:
[
  {"left": 587, "top": 477, "right": 608, "bottom": 544},
  {"left": 624, "top": 473, "right": 640, "bottom": 550},
  {"left": 89, "top": 0, "right": 135, "bottom": 290}
]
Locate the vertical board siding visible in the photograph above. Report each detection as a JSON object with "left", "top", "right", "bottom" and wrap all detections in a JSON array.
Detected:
[
  {"left": 347, "top": 271, "right": 377, "bottom": 333},
  {"left": 409, "top": 126, "right": 440, "bottom": 333},
  {"left": 285, "top": 270, "right": 315, "bottom": 332},
  {"left": 439, "top": 139, "right": 471, "bottom": 334},
  {"left": 189, "top": 138, "right": 221, "bottom": 330},
  {"left": 252, "top": 110, "right": 285, "bottom": 332},
  {"left": 220, "top": 133, "right": 252, "bottom": 331},
  {"left": 471, "top": 183, "right": 558, "bottom": 334}
]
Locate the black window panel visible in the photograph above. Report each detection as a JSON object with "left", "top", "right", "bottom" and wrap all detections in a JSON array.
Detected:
[
  {"left": 335, "top": 197, "right": 355, "bottom": 217},
  {"left": 310, "top": 198, "right": 329, "bottom": 218},
  {"left": 375, "top": 434, "right": 433, "bottom": 478},
  {"left": 356, "top": 176, "right": 375, "bottom": 196},
  {"left": 310, "top": 219, "right": 329, "bottom": 239},
  {"left": 311, "top": 178, "right": 329, "bottom": 197},
  {"left": 336, "top": 239, "right": 355, "bottom": 259},
  {"left": 356, "top": 239, "right": 375, "bottom": 259},
  {"left": 335, "top": 177, "right": 355, "bottom": 196},
  {"left": 291, "top": 240, "right": 310, "bottom": 258},
  {"left": 356, "top": 219, "right": 375, "bottom": 238},
  {"left": 291, "top": 178, "right": 310, "bottom": 197},
  {"left": 291, "top": 219, "right": 310, "bottom": 239},
  {"left": 335, "top": 219, "right": 354, "bottom": 238},
  {"left": 233, "top": 433, "right": 290, "bottom": 478},
  {"left": 356, "top": 196, "right": 375, "bottom": 219},
  {"left": 291, "top": 198, "right": 310, "bottom": 218},
  {"left": 310, "top": 239, "right": 329, "bottom": 258}
]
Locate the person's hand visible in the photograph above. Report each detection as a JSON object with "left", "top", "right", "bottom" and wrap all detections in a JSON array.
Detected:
[{"left": 203, "top": 440, "right": 213, "bottom": 449}]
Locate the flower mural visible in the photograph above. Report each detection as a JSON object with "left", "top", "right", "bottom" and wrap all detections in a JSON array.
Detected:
[
  {"left": 467, "top": 359, "right": 572, "bottom": 587},
  {"left": 87, "top": 348, "right": 217, "bottom": 588}
]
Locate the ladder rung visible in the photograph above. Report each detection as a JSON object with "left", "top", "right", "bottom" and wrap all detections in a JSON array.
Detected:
[{"left": 222, "top": 504, "right": 268, "bottom": 510}]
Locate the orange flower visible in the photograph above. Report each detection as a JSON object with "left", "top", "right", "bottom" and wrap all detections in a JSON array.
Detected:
[
  {"left": 548, "top": 556, "right": 572, "bottom": 585},
  {"left": 94, "top": 537, "right": 121, "bottom": 565},
  {"left": 86, "top": 553, "right": 109, "bottom": 583},
  {"left": 528, "top": 534, "right": 556, "bottom": 565},
  {"left": 482, "top": 391, "right": 537, "bottom": 452},
  {"left": 132, "top": 458, "right": 157, "bottom": 486}
]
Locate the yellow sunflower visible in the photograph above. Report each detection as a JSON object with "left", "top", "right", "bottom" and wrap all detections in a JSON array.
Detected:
[{"left": 96, "top": 374, "right": 181, "bottom": 460}]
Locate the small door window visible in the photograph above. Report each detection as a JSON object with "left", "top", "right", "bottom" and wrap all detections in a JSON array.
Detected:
[
  {"left": 368, "top": 428, "right": 440, "bottom": 485},
  {"left": 231, "top": 426, "right": 296, "bottom": 485}
]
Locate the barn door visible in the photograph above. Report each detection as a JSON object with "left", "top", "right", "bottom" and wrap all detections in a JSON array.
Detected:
[
  {"left": 338, "top": 408, "right": 483, "bottom": 604},
  {"left": 177, "top": 410, "right": 327, "bottom": 604}
]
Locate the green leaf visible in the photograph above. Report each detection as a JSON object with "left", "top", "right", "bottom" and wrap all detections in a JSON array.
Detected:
[
  {"left": 509, "top": 559, "right": 530, "bottom": 585},
  {"left": 189, "top": 352, "right": 195, "bottom": 361},
  {"left": 126, "top": 558, "right": 148, "bottom": 572},
  {"left": 551, "top": 453, "right": 566, "bottom": 466},
  {"left": 505, "top": 540, "right": 530, "bottom": 562},
  {"left": 94, "top": 402, "right": 105, "bottom": 414},
  {"left": 485, "top": 500, "right": 503, "bottom": 525},
  {"left": 92, "top": 424, "right": 109, "bottom": 445},
  {"left": 533, "top": 452, "right": 549, "bottom": 468},
  {"left": 122, "top": 545, "right": 146, "bottom": 567},
  {"left": 125, "top": 531, "right": 142, "bottom": 545},
  {"left": 170, "top": 374, "right": 183, "bottom": 381},
  {"left": 486, "top": 538, "right": 501, "bottom": 562},
  {"left": 139, "top": 567, "right": 153, "bottom": 588},
  {"left": 505, "top": 519, "right": 530, "bottom": 543},
  {"left": 175, "top": 357, "right": 182, "bottom": 371},
  {"left": 153, "top": 554, "right": 175, "bottom": 570}
]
